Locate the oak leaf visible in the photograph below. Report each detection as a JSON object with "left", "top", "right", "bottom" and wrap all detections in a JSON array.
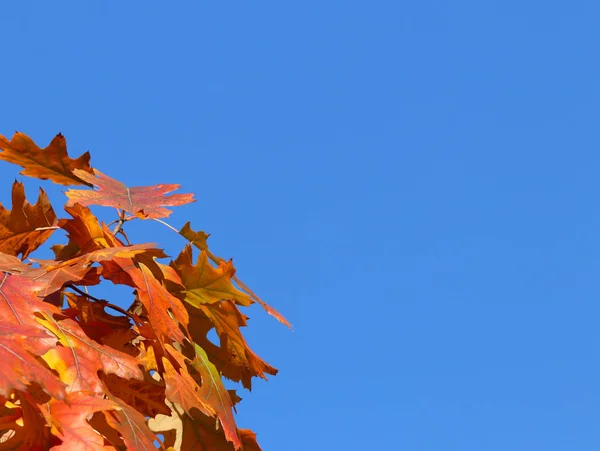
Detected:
[
  {"left": 52, "top": 203, "right": 110, "bottom": 259},
  {"left": 176, "top": 413, "right": 260, "bottom": 451},
  {"left": 0, "top": 323, "right": 65, "bottom": 399},
  {"left": 25, "top": 260, "right": 102, "bottom": 297},
  {"left": 42, "top": 242, "right": 165, "bottom": 272},
  {"left": 66, "top": 169, "right": 195, "bottom": 219},
  {"left": 0, "top": 250, "right": 31, "bottom": 274},
  {"left": 102, "top": 373, "right": 170, "bottom": 418},
  {"left": 162, "top": 345, "right": 216, "bottom": 421},
  {"left": 188, "top": 343, "right": 240, "bottom": 448},
  {"left": 38, "top": 314, "right": 143, "bottom": 395},
  {"left": 179, "top": 223, "right": 290, "bottom": 328},
  {"left": 0, "top": 271, "right": 58, "bottom": 330},
  {"left": 0, "top": 132, "right": 94, "bottom": 186},
  {"left": 0, "top": 181, "right": 57, "bottom": 258},
  {"left": 187, "top": 300, "right": 277, "bottom": 390},
  {"left": 45, "top": 392, "right": 118, "bottom": 450},
  {"left": 103, "top": 395, "right": 163, "bottom": 451},
  {"left": 0, "top": 129, "right": 281, "bottom": 451},
  {"left": 171, "top": 245, "right": 252, "bottom": 308},
  {"left": 123, "top": 262, "right": 189, "bottom": 346},
  {"left": 0, "top": 392, "right": 57, "bottom": 449}
]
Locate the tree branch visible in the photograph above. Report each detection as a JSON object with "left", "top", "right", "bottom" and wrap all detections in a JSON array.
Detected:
[{"left": 67, "top": 284, "right": 136, "bottom": 320}]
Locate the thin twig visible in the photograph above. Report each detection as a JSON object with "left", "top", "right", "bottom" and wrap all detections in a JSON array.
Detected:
[
  {"left": 67, "top": 284, "right": 135, "bottom": 319},
  {"left": 152, "top": 218, "right": 179, "bottom": 233},
  {"left": 112, "top": 209, "right": 127, "bottom": 235},
  {"left": 118, "top": 228, "right": 132, "bottom": 245},
  {"left": 35, "top": 226, "right": 61, "bottom": 231}
]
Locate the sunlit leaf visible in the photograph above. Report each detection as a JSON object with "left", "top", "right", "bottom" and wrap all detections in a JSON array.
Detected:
[
  {"left": 66, "top": 169, "right": 195, "bottom": 219},
  {"left": 0, "top": 132, "right": 93, "bottom": 186},
  {"left": 0, "top": 181, "right": 57, "bottom": 258}
]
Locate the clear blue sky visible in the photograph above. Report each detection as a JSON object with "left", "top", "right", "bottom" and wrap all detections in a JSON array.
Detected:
[{"left": 1, "top": 2, "right": 599, "bottom": 450}]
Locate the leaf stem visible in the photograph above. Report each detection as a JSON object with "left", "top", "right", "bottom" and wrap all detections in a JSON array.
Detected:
[
  {"left": 152, "top": 218, "right": 179, "bottom": 233},
  {"left": 34, "top": 226, "right": 61, "bottom": 231},
  {"left": 118, "top": 228, "right": 132, "bottom": 245}
]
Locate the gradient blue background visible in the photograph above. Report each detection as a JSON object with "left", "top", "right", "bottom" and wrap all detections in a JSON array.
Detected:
[{"left": 1, "top": 2, "right": 599, "bottom": 450}]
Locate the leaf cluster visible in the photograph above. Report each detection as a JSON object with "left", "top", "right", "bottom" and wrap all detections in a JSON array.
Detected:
[{"left": 0, "top": 132, "right": 288, "bottom": 450}]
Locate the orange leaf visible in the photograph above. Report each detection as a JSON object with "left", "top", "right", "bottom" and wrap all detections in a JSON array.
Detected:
[
  {"left": 177, "top": 413, "right": 257, "bottom": 451},
  {"left": 25, "top": 260, "right": 101, "bottom": 297},
  {"left": 0, "top": 132, "right": 94, "bottom": 186},
  {"left": 0, "top": 251, "right": 31, "bottom": 274},
  {"left": 0, "top": 323, "right": 65, "bottom": 399},
  {"left": 188, "top": 300, "right": 277, "bottom": 390},
  {"left": 123, "top": 262, "right": 189, "bottom": 346},
  {"left": 239, "top": 429, "right": 262, "bottom": 451},
  {"left": 102, "top": 373, "right": 170, "bottom": 418},
  {"left": 53, "top": 203, "right": 110, "bottom": 258},
  {"left": 46, "top": 392, "right": 117, "bottom": 450},
  {"left": 64, "top": 292, "right": 135, "bottom": 347},
  {"left": 162, "top": 345, "right": 215, "bottom": 420},
  {"left": 0, "top": 181, "right": 57, "bottom": 258},
  {"left": 104, "top": 396, "right": 162, "bottom": 451},
  {"left": 39, "top": 315, "right": 143, "bottom": 396},
  {"left": 40, "top": 242, "right": 165, "bottom": 271},
  {"left": 179, "top": 221, "right": 209, "bottom": 251},
  {"left": 171, "top": 245, "right": 252, "bottom": 308},
  {"left": 188, "top": 343, "right": 241, "bottom": 448},
  {"left": 66, "top": 169, "right": 195, "bottom": 219},
  {"left": 0, "top": 271, "right": 58, "bottom": 330},
  {"left": 1, "top": 391, "right": 56, "bottom": 449},
  {"left": 179, "top": 223, "right": 291, "bottom": 328}
]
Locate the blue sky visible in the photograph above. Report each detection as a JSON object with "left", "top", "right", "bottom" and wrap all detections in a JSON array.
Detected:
[{"left": 1, "top": 2, "right": 599, "bottom": 450}]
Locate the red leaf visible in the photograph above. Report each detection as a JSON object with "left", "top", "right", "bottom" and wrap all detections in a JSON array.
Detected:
[
  {"left": 0, "top": 323, "right": 65, "bottom": 399},
  {"left": 66, "top": 169, "right": 195, "bottom": 219}
]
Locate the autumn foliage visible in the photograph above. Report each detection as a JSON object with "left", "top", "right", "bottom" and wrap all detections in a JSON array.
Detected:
[{"left": 0, "top": 132, "right": 289, "bottom": 450}]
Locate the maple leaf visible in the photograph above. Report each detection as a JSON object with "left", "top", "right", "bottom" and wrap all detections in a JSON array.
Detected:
[
  {"left": 0, "top": 132, "right": 94, "bottom": 186},
  {"left": 0, "top": 181, "right": 57, "bottom": 258},
  {"left": 65, "top": 169, "right": 195, "bottom": 219}
]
